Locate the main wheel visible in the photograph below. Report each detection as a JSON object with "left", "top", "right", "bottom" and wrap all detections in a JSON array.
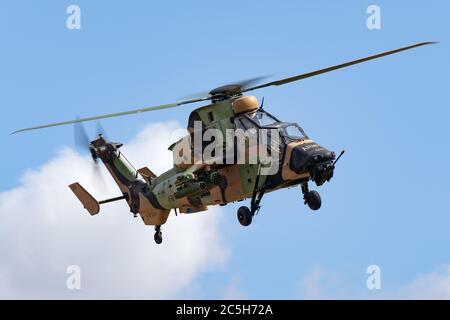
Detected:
[
  {"left": 237, "top": 206, "right": 252, "bottom": 226},
  {"left": 154, "top": 231, "right": 163, "bottom": 244},
  {"left": 306, "top": 190, "right": 321, "bottom": 211}
]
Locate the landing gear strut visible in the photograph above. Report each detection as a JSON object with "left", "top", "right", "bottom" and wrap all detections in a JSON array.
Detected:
[
  {"left": 154, "top": 225, "right": 163, "bottom": 244},
  {"left": 237, "top": 174, "right": 266, "bottom": 227},
  {"left": 302, "top": 183, "right": 321, "bottom": 211}
]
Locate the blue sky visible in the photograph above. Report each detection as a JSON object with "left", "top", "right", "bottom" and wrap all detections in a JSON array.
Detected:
[{"left": 0, "top": 1, "right": 449, "bottom": 299}]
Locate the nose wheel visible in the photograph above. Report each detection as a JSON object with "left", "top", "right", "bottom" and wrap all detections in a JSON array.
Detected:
[
  {"left": 302, "top": 183, "right": 321, "bottom": 211},
  {"left": 154, "top": 225, "right": 163, "bottom": 244}
]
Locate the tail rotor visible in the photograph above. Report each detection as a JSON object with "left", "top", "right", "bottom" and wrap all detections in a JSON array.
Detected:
[{"left": 73, "top": 121, "right": 109, "bottom": 193}]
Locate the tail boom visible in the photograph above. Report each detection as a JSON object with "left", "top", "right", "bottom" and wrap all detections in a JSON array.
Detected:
[{"left": 70, "top": 135, "right": 170, "bottom": 226}]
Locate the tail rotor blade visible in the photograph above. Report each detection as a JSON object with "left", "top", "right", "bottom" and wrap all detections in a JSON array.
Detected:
[
  {"left": 73, "top": 119, "right": 109, "bottom": 194},
  {"left": 74, "top": 120, "right": 90, "bottom": 153},
  {"left": 92, "top": 162, "right": 109, "bottom": 194},
  {"left": 95, "top": 121, "right": 107, "bottom": 140}
]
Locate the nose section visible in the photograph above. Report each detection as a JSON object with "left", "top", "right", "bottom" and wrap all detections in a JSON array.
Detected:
[
  {"left": 290, "top": 142, "right": 336, "bottom": 186},
  {"left": 290, "top": 142, "right": 335, "bottom": 171}
]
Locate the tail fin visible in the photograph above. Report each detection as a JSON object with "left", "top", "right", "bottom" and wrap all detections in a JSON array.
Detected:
[
  {"left": 69, "top": 183, "right": 100, "bottom": 215},
  {"left": 69, "top": 182, "right": 129, "bottom": 215}
]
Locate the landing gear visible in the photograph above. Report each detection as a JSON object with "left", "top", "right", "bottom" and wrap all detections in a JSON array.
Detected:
[
  {"left": 301, "top": 183, "right": 321, "bottom": 211},
  {"left": 236, "top": 166, "right": 267, "bottom": 227},
  {"left": 305, "top": 190, "right": 321, "bottom": 210},
  {"left": 154, "top": 225, "right": 163, "bottom": 244},
  {"left": 237, "top": 185, "right": 266, "bottom": 227},
  {"left": 237, "top": 206, "right": 252, "bottom": 226}
]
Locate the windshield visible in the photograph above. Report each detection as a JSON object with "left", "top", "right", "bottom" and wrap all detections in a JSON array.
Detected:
[
  {"left": 248, "top": 110, "right": 278, "bottom": 126},
  {"left": 238, "top": 110, "right": 308, "bottom": 142},
  {"left": 280, "top": 124, "right": 308, "bottom": 141}
]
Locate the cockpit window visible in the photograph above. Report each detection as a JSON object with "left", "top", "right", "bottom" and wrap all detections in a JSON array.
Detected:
[
  {"left": 280, "top": 124, "right": 308, "bottom": 141},
  {"left": 236, "top": 109, "right": 309, "bottom": 142},
  {"left": 248, "top": 110, "right": 279, "bottom": 127},
  {"left": 237, "top": 117, "right": 255, "bottom": 130}
]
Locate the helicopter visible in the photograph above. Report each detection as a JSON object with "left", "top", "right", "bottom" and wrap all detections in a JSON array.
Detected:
[{"left": 12, "top": 41, "right": 435, "bottom": 244}]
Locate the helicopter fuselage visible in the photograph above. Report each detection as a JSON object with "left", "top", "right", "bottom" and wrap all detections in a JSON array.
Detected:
[
  {"left": 17, "top": 41, "right": 431, "bottom": 243},
  {"left": 85, "top": 96, "right": 336, "bottom": 226}
]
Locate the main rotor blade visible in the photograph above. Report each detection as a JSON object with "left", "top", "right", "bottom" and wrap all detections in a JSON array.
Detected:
[
  {"left": 243, "top": 41, "right": 437, "bottom": 93},
  {"left": 234, "top": 75, "right": 272, "bottom": 90},
  {"left": 11, "top": 97, "right": 209, "bottom": 134},
  {"left": 11, "top": 41, "right": 436, "bottom": 135}
]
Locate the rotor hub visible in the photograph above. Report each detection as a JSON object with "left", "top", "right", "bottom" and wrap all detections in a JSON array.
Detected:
[{"left": 209, "top": 84, "right": 243, "bottom": 101}]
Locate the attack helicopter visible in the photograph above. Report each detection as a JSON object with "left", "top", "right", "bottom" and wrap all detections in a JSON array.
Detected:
[{"left": 13, "top": 41, "right": 435, "bottom": 244}]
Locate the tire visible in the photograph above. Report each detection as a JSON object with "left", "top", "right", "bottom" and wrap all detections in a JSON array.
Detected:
[
  {"left": 154, "top": 231, "right": 163, "bottom": 244},
  {"left": 307, "top": 190, "right": 321, "bottom": 211},
  {"left": 237, "top": 206, "right": 252, "bottom": 226}
]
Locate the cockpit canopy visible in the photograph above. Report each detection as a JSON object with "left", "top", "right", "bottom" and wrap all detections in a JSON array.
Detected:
[
  {"left": 186, "top": 97, "right": 308, "bottom": 145},
  {"left": 249, "top": 109, "right": 278, "bottom": 126},
  {"left": 236, "top": 109, "right": 308, "bottom": 143}
]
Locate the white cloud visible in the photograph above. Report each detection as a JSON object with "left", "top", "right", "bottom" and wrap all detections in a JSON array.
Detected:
[
  {"left": 223, "top": 277, "right": 247, "bottom": 300},
  {"left": 398, "top": 266, "right": 450, "bottom": 299},
  {"left": 301, "top": 267, "right": 324, "bottom": 299},
  {"left": 299, "top": 266, "right": 350, "bottom": 300},
  {"left": 297, "top": 265, "right": 450, "bottom": 300},
  {"left": 0, "top": 122, "right": 229, "bottom": 299}
]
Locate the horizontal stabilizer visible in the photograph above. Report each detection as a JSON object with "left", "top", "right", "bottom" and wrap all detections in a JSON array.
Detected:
[{"left": 69, "top": 183, "right": 100, "bottom": 215}]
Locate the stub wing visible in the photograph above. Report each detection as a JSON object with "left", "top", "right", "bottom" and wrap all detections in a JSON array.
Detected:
[{"left": 137, "top": 166, "right": 157, "bottom": 182}]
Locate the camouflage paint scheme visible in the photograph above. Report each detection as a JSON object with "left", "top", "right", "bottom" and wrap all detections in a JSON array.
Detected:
[
  {"left": 84, "top": 96, "right": 333, "bottom": 226},
  {"left": 11, "top": 42, "right": 433, "bottom": 232}
]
